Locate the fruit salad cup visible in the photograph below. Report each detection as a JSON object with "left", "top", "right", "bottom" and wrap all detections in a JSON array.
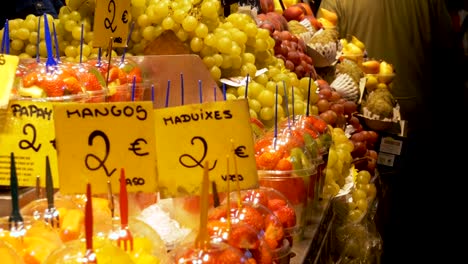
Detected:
[{"left": 254, "top": 125, "right": 318, "bottom": 242}]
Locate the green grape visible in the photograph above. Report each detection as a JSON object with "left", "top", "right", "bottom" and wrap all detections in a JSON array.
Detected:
[
  {"left": 256, "top": 28, "right": 271, "bottom": 40},
  {"left": 244, "top": 23, "right": 258, "bottom": 37},
  {"left": 153, "top": 25, "right": 164, "bottom": 38},
  {"left": 254, "top": 73, "right": 268, "bottom": 85},
  {"left": 257, "top": 89, "right": 275, "bottom": 107},
  {"left": 69, "top": 11, "right": 81, "bottom": 22},
  {"left": 226, "top": 93, "right": 237, "bottom": 101},
  {"left": 202, "top": 56, "right": 216, "bottom": 68},
  {"left": 220, "top": 54, "right": 232, "bottom": 69},
  {"left": 199, "top": 45, "right": 216, "bottom": 58},
  {"left": 265, "top": 81, "right": 276, "bottom": 93},
  {"left": 230, "top": 55, "right": 242, "bottom": 69},
  {"left": 209, "top": 66, "right": 221, "bottom": 81},
  {"left": 28, "top": 32, "right": 38, "bottom": 44},
  {"left": 15, "top": 28, "right": 30, "bottom": 41},
  {"left": 190, "top": 37, "right": 204, "bottom": 52},
  {"left": 248, "top": 98, "right": 262, "bottom": 113},
  {"left": 10, "top": 39, "right": 24, "bottom": 51},
  {"left": 226, "top": 87, "right": 237, "bottom": 95},
  {"left": 81, "top": 44, "right": 91, "bottom": 57},
  {"left": 237, "top": 86, "right": 246, "bottom": 97},
  {"left": 137, "top": 14, "right": 151, "bottom": 28},
  {"left": 249, "top": 109, "right": 258, "bottom": 119},
  {"left": 38, "top": 41, "right": 47, "bottom": 57},
  {"left": 23, "top": 19, "right": 36, "bottom": 32},
  {"left": 172, "top": 9, "right": 187, "bottom": 24},
  {"left": 352, "top": 189, "right": 367, "bottom": 201},
  {"left": 259, "top": 106, "right": 274, "bottom": 121},
  {"left": 142, "top": 26, "right": 156, "bottom": 41},
  {"left": 25, "top": 44, "right": 37, "bottom": 57},
  {"left": 356, "top": 170, "right": 371, "bottom": 184},
  {"left": 367, "top": 183, "right": 377, "bottom": 200},
  {"left": 175, "top": 28, "right": 189, "bottom": 42},
  {"left": 203, "top": 33, "right": 216, "bottom": 47},
  {"left": 248, "top": 82, "right": 263, "bottom": 98},
  {"left": 71, "top": 25, "right": 83, "bottom": 41},
  {"left": 64, "top": 45, "right": 78, "bottom": 58},
  {"left": 64, "top": 20, "right": 77, "bottom": 32},
  {"left": 327, "top": 148, "right": 338, "bottom": 167},
  {"left": 242, "top": 52, "right": 255, "bottom": 65},
  {"left": 131, "top": 0, "right": 146, "bottom": 8},
  {"left": 231, "top": 30, "right": 247, "bottom": 45},
  {"left": 216, "top": 37, "right": 232, "bottom": 54},
  {"left": 230, "top": 44, "right": 241, "bottom": 57},
  {"left": 212, "top": 54, "right": 223, "bottom": 67},
  {"left": 240, "top": 62, "right": 257, "bottom": 78},
  {"left": 161, "top": 17, "right": 175, "bottom": 30},
  {"left": 153, "top": 2, "right": 170, "bottom": 23},
  {"left": 195, "top": 23, "right": 208, "bottom": 38},
  {"left": 7, "top": 19, "right": 21, "bottom": 30},
  {"left": 182, "top": 15, "right": 198, "bottom": 32},
  {"left": 200, "top": 1, "right": 218, "bottom": 19},
  {"left": 356, "top": 199, "right": 368, "bottom": 212},
  {"left": 293, "top": 101, "right": 305, "bottom": 115},
  {"left": 347, "top": 209, "right": 364, "bottom": 222},
  {"left": 18, "top": 53, "right": 32, "bottom": 59}
]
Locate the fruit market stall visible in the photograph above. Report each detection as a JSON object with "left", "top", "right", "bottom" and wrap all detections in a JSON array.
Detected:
[{"left": 0, "top": 1, "right": 404, "bottom": 263}]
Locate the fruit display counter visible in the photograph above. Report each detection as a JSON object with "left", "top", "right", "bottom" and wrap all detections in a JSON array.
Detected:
[{"left": 0, "top": 1, "right": 402, "bottom": 263}]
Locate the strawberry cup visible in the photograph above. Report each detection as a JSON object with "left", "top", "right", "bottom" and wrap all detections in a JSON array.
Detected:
[{"left": 255, "top": 127, "right": 318, "bottom": 242}]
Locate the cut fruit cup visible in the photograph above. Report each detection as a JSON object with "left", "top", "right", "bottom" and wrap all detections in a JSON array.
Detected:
[
  {"left": 107, "top": 81, "right": 153, "bottom": 102},
  {"left": 14, "top": 59, "right": 108, "bottom": 103},
  {"left": 0, "top": 215, "right": 63, "bottom": 264},
  {"left": 207, "top": 201, "right": 293, "bottom": 263},
  {"left": 228, "top": 187, "right": 299, "bottom": 247}
]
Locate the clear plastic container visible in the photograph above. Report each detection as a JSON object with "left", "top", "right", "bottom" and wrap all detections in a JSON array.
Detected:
[{"left": 168, "top": 240, "right": 249, "bottom": 263}]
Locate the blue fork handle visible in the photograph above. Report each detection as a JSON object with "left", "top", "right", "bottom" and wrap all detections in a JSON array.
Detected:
[{"left": 9, "top": 153, "right": 23, "bottom": 222}]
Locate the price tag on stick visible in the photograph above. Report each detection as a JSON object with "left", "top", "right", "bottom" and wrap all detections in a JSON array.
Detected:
[
  {"left": 0, "top": 101, "right": 58, "bottom": 187},
  {"left": 0, "top": 54, "right": 19, "bottom": 109},
  {"left": 93, "top": 0, "right": 131, "bottom": 48},
  {"left": 154, "top": 99, "right": 258, "bottom": 198},
  {"left": 53, "top": 101, "right": 157, "bottom": 195}
]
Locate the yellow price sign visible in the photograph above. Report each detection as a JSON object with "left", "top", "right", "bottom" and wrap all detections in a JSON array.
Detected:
[
  {"left": 93, "top": 0, "right": 131, "bottom": 48},
  {"left": 0, "top": 101, "right": 58, "bottom": 188},
  {"left": 53, "top": 101, "right": 157, "bottom": 195},
  {"left": 154, "top": 99, "right": 258, "bottom": 198},
  {"left": 0, "top": 54, "right": 19, "bottom": 109}
]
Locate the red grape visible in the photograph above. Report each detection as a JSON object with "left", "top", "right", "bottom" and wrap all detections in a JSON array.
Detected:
[
  {"left": 329, "top": 91, "right": 342, "bottom": 102},
  {"left": 330, "top": 103, "right": 345, "bottom": 115},
  {"left": 318, "top": 88, "right": 332, "bottom": 100},
  {"left": 320, "top": 110, "right": 337, "bottom": 125},
  {"left": 316, "top": 98, "right": 330, "bottom": 113},
  {"left": 343, "top": 101, "right": 358, "bottom": 115}
]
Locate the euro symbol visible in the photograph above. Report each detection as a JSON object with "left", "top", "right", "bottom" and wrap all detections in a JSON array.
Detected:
[
  {"left": 129, "top": 138, "right": 149, "bottom": 156},
  {"left": 234, "top": 146, "right": 248, "bottom": 158},
  {"left": 121, "top": 10, "right": 128, "bottom": 24}
]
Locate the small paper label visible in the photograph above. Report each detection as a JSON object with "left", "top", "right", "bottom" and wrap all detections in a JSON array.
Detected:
[
  {"left": 379, "top": 136, "right": 402, "bottom": 155},
  {"left": 377, "top": 152, "right": 395, "bottom": 167},
  {"left": 220, "top": 68, "right": 268, "bottom": 87},
  {"left": 93, "top": 0, "right": 131, "bottom": 48},
  {"left": 0, "top": 54, "right": 19, "bottom": 109}
]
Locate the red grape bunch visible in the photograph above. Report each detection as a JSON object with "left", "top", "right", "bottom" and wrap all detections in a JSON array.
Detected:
[{"left": 271, "top": 30, "right": 314, "bottom": 79}]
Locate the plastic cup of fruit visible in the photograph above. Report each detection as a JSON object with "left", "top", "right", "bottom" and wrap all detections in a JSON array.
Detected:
[
  {"left": 106, "top": 81, "right": 153, "bottom": 102},
  {"left": 257, "top": 167, "right": 316, "bottom": 242},
  {"left": 43, "top": 236, "right": 135, "bottom": 264},
  {"left": 168, "top": 240, "right": 249, "bottom": 263},
  {"left": 0, "top": 215, "right": 63, "bottom": 264},
  {"left": 0, "top": 240, "right": 25, "bottom": 264},
  {"left": 271, "top": 238, "right": 294, "bottom": 264},
  {"left": 229, "top": 187, "right": 300, "bottom": 244}
]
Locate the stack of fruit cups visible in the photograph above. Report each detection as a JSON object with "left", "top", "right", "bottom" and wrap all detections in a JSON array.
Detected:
[
  {"left": 208, "top": 200, "right": 292, "bottom": 264},
  {"left": 231, "top": 187, "right": 298, "bottom": 249},
  {"left": 0, "top": 215, "right": 64, "bottom": 264},
  {"left": 254, "top": 123, "right": 318, "bottom": 242},
  {"left": 15, "top": 58, "right": 107, "bottom": 103}
]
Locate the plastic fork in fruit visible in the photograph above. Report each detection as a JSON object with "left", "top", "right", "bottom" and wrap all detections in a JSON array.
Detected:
[
  {"left": 8, "top": 153, "right": 25, "bottom": 238},
  {"left": 84, "top": 183, "right": 97, "bottom": 264},
  {"left": 43, "top": 156, "right": 60, "bottom": 228},
  {"left": 117, "top": 168, "right": 133, "bottom": 252}
]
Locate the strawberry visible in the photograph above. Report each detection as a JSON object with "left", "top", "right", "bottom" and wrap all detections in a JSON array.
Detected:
[
  {"left": 274, "top": 206, "right": 296, "bottom": 228},
  {"left": 22, "top": 72, "right": 39, "bottom": 87},
  {"left": 228, "top": 224, "right": 260, "bottom": 249},
  {"left": 63, "top": 76, "right": 83, "bottom": 94},
  {"left": 126, "top": 66, "right": 143, "bottom": 84},
  {"left": 242, "top": 189, "right": 268, "bottom": 207},
  {"left": 41, "top": 77, "right": 65, "bottom": 97},
  {"left": 107, "top": 66, "right": 121, "bottom": 83},
  {"left": 256, "top": 151, "right": 282, "bottom": 170},
  {"left": 252, "top": 241, "right": 274, "bottom": 264},
  {"left": 207, "top": 219, "right": 229, "bottom": 237},
  {"left": 235, "top": 206, "right": 264, "bottom": 231},
  {"left": 274, "top": 158, "right": 293, "bottom": 171},
  {"left": 80, "top": 72, "right": 103, "bottom": 91},
  {"left": 208, "top": 205, "right": 228, "bottom": 220},
  {"left": 267, "top": 199, "right": 287, "bottom": 211},
  {"left": 216, "top": 247, "right": 246, "bottom": 264},
  {"left": 263, "top": 214, "right": 284, "bottom": 249}
]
